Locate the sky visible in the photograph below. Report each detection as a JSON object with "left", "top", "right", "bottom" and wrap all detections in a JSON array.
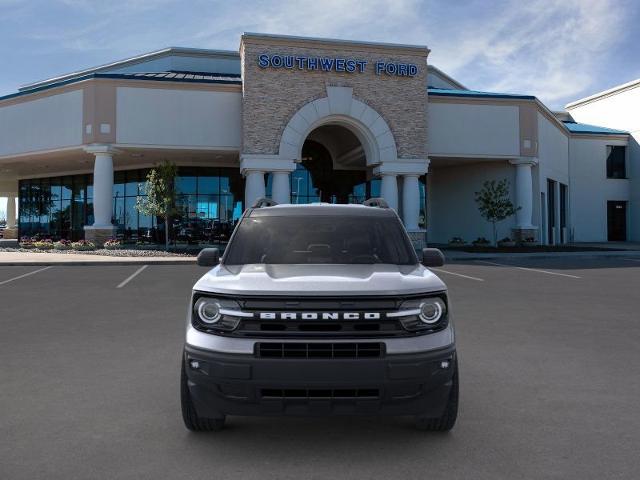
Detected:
[{"left": 1, "top": 0, "right": 640, "bottom": 218}]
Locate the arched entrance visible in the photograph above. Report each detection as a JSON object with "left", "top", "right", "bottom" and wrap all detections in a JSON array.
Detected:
[
  {"left": 246, "top": 86, "right": 428, "bottom": 238},
  {"left": 296, "top": 124, "right": 379, "bottom": 204}
]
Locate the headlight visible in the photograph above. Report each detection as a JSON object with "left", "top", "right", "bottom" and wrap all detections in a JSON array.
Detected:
[
  {"left": 419, "top": 298, "right": 445, "bottom": 324},
  {"left": 191, "top": 295, "right": 244, "bottom": 332},
  {"left": 195, "top": 298, "right": 221, "bottom": 324},
  {"left": 392, "top": 295, "right": 448, "bottom": 332}
]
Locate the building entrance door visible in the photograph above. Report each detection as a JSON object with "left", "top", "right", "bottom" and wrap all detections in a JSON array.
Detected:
[{"left": 607, "top": 201, "right": 627, "bottom": 241}]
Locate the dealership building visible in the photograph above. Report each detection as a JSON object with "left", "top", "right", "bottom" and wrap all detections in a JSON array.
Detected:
[{"left": 0, "top": 33, "right": 637, "bottom": 247}]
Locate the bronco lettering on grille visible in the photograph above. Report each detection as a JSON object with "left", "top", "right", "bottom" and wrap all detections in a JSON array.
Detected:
[{"left": 258, "top": 312, "right": 381, "bottom": 320}]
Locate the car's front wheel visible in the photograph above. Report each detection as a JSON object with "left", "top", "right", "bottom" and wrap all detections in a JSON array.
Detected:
[
  {"left": 180, "top": 359, "right": 225, "bottom": 432},
  {"left": 415, "top": 358, "right": 459, "bottom": 432}
]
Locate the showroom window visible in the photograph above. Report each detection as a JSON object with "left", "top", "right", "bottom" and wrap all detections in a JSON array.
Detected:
[{"left": 18, "top": 167, "right": 244, "bottom": 246}]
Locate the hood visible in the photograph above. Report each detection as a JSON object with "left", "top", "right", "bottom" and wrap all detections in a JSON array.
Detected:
[{"left": 193, "top": 264, "right": 446, "bottom": 296}]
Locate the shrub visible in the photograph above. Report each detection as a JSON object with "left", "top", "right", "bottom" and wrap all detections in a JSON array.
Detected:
[
  {"left": 103, "top": 238, "right": 122, "bottom": 250},
  {"left": 71, "top": 240, "right": 96, "bottom": 251},
  {"left": 497, "top": 237, "right": 516, "bottom": 247},
  {"left": 20, "top": 236, "right": 35, "bottom": 249},
  {"left": 33, "top": 239, "right": 54, "bottom": 250},
  {"left": 472, "top": 237, "right": 491, "bottom": 246},
  {"left": 448, "top": 236, "right": 466, "bottom": 245},
  {"left": 54, "top": 239, "right": 72, "bottom": 250}
]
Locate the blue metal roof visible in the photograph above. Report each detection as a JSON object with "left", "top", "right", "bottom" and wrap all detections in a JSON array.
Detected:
[
  {"left": 115, "top": 71, "right": 241, "bottom": 82},
  {"left": 0, "top": 71, "right": 242, "bottom": 102},
  {"left": 428, "top": 87, "right": 535, "bottom": 100},
  {"left": 562, "top": 121, "right": 628, "bottom": 135}
]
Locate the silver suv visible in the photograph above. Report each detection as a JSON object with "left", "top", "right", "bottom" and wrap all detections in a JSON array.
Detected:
[{"left": 181, "top": 200, "right": 458, "bottom": 431}]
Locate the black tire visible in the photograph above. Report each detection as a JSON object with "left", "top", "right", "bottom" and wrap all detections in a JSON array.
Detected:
[
  {"left": 181, "top": 360, "right": 225, "bottom": 432},
  {"left": 415, "top": 359, "right": 459, "bottom": 432}
]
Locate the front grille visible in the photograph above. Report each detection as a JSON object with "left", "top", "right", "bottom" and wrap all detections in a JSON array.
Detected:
[
  {"left": 230, "top": 295, "right": 410, "bottom": 338},
  {"left": 261, "top": 388, "right": 380, "bottom": 399},
  {"left": 238, "top": 319, "right": 404, "bottom": 337},
  {"left": 256, "top": 342, "right": 384, "bottom": 359}
]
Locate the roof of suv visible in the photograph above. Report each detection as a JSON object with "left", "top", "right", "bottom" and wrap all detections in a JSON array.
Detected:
[{"left": 248, "top": 203, "right": 397, "bottom": 217}]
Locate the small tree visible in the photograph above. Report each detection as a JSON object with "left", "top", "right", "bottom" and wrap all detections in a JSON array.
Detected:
[
  {"left": 136, "top": 161, "right": 178, "bottom": 251},
  {"left": 474, "top": 179, "right": 520, "bottom": 246}
]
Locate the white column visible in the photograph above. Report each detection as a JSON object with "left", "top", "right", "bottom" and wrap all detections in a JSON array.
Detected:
[
  {"left": 91, "top": 151, "right": 115, "bottom": 227},
  {"left": 244, "top": 170, "right": 266, "bottom": 208},
  {"left": 379, "top": 174, "right": 398, "bottom": 211},
  {"left": 271, "top": 171, "right": 290, "bottom": 204},
  {"left": 510, "top": 158, "right": 537, "bottom": 229},
  {"left": 402, "top": 174, "right": 420, "bottom": 231},
  {"left": 555, "top": 181, "right": 562, "bottom": 244},
  {"left": 6, "top": 195, "right": 16, "bottom": 229}
]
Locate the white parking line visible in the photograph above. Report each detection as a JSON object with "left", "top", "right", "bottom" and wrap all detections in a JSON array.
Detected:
[
  {"left": 116, "top": 265, "right": 148, "bottom": 289},
  {"left": 430, "top": 268, "right": 484, "bottom": 282},
  {"left": 475, "top": 260, "right": 581, "bottom": 279},
  {"left": 0, "top": 266, "right": 52, "bottom": 286}
]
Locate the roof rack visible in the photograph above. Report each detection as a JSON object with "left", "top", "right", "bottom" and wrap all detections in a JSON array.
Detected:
[
  {"left": 362, "top": 198, "right": 389, "bottom": 208},
  {"left": 252, "top": 198, "right": 278, "bottom": 208}
]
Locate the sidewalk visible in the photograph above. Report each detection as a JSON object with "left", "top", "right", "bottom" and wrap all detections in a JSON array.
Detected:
[
  {"left": 443, "top": 249, "right": 640, "bottom": 261},
  {"left": 0, "top": 251, "right": 196, "bottom": 266}
]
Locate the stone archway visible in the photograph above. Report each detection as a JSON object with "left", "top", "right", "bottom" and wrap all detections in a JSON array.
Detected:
[{"left": 278, "top": 86, "right": 398, "bottom": 166}]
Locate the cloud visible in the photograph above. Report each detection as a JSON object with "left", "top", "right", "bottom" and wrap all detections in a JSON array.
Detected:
[
  {"left": 1, "top": 0, "right": 636, "bottom": 108},
  {"left": 424, "top": 0, "right": 632, "bottom": 107},
  {"left": 186, "top": 0, "right": 634, "bottom": 107}
]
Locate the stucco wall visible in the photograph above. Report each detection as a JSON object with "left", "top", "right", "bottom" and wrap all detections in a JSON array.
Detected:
[
  {"left": 0, "top": 90, "right": 83, "bottom": 156},
  {"left": 568, "top": 136, "right": 630, "bottom": 242},
  {"left": 116, "top": 87, "right": 242, "bottom": 148},
  {"left": 568, "top": 86, "right": 639, "bottom": 241},
  {"left": 428, "top": 161, "right": 517, "bottom": 244},
  {"left": 241, "top": 36, "right": 428, "bottom": 159},
  {"left": 427, "top": 102, "right": 520, "bottom": 157}
]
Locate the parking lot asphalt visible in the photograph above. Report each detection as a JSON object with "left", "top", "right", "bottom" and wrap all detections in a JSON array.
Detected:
[{"left": 1, "top": 257, "right": 640, "bottom": 480}]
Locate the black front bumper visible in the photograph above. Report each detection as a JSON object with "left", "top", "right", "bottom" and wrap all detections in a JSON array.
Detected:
[{"left": 184, "top": 343, "right": 456, "bottom": 418}]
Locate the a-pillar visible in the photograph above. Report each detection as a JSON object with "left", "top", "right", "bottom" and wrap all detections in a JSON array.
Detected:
[
  {"left": 509, "top": 157, "right": 539, "bottom": 242},
  {"left": 84, "top": 145, "right": 117, "bottom": 246}
]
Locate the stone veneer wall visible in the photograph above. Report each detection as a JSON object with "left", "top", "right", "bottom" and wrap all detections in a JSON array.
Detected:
[{"left": 240, "top": 36, "right": 429, "bottom": 159}]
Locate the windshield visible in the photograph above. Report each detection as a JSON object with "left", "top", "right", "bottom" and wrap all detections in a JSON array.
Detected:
[{"left": 224, "top": 215, "right": 418, "bottom": 265}]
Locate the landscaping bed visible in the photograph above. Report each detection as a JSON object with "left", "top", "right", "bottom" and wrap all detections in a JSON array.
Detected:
[{"left": 0, "top": 247, "right": 193, "bottom": 257}]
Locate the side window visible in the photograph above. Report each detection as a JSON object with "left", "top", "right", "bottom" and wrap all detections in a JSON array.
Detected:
[{"left": 606, "top": 146, "right": 626, "bottom": 179}]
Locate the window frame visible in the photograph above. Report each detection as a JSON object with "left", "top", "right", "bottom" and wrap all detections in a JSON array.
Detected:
[{"left": 606, "top": 145, "right": 627, "bottom": 180}]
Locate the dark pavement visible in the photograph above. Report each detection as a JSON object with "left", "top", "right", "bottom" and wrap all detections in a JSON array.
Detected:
[{"left": 1, "top": 257, "right": 639, "bottom": 480}]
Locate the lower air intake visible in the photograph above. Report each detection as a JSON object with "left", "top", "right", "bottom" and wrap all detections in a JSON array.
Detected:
[
  {"left": 261, "top": 388, "right": 380, "bottom": 399},
  {"left": 256, "top": 342, "right": 383, "bottom": 359}
]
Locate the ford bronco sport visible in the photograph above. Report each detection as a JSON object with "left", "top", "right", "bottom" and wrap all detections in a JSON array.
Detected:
[{"left": 181, "top": 199, "right": 458, "bottom": 431}]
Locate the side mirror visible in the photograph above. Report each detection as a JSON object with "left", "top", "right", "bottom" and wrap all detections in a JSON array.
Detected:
[
  {"left": 421, "top": 248, "right": 445, "bottom": 267},
  {"left": 197, "top": 248, "right": 220, "bottom": 267}
]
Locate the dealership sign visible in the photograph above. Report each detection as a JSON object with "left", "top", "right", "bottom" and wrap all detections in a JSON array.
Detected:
[{"left": 258, "top": 53, "right": 418, "bottom": 77}]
